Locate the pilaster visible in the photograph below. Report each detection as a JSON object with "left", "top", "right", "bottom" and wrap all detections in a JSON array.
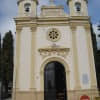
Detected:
[
  {"left": 13, "top": 27, "right": 22, "bottom": 100},
  {"left": 70, "top": 26, "right": 81, "bottom": 89},
  {"left": 85, "top": 25, "right": 97, "bottom": 89},
  {"left": 15, "top": 27, "right": 22, "bottom": 89},
  {"left": 30, "top": 26, "right": 37, "bottom": 90}
]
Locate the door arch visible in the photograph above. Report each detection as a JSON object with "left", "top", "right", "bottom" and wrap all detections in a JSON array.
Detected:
[{"left": 44, "top": 61, "right": 67, "bottom": 100}]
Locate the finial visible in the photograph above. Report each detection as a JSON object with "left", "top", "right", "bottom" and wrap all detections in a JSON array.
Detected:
[{"left": 49, "top": 0, "right": 54, "bottom": 5}]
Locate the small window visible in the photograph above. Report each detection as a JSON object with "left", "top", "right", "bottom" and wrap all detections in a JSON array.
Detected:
[
  {"left": 98, "top": 24, "right": 100, "bottom": 31},
  {"left": 98, "top": 34, "right": 100, "bottom": 37},
  {"left": 24, "top": 3, "right": 31, "bottom": 12},
  {"left": 75, "top": 2, "right": 81, "bottom": 12}
]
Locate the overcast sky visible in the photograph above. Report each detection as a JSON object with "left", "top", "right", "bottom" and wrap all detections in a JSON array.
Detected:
[{"left": 0, "top": 0, "right": 100, "bottom": 43}]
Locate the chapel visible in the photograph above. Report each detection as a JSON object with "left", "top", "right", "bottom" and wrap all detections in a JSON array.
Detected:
[{"left": 13, "top": 0, "right": 99, "bottom": 100}]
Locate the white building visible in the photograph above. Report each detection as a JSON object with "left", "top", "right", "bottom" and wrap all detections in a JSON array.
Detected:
[{"left": 13, "top": 0, "right": 99, "bottom": 100}]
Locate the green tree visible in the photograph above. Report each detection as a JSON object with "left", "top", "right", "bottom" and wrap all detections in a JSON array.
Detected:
[
  {"left": 0, "top": 34, "right": 1, "bottom": 81},
  {"left": 2, "top": 31, "right": 14, "bottom": 95}
]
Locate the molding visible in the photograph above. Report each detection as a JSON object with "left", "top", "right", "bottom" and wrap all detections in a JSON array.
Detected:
[
  {"left": 70, "top": 26, "right": 76, "bottom": 31},
  {"left": 13, "top": 89, "right": 99, "bottom": 100},
  {"left": 40, "top": 57, "right": 70, "bottom": 91},
  {"left": 14, "top": 16, "right": 90, "bottom": 27},
  {"left": 16, "top": 27, "right": 23, "bottom": 31},
  {"left": 84, "top": 24, "right": 91, "bottom": 30},
  {"left": 15, "top": 16, "right": 90, "bottom": 22},
  {"left": 13, "top": 88, "right": 99, "bottom": 92},
  {"left": 38, "top": 47, "right": 70, "bottom": 59}
]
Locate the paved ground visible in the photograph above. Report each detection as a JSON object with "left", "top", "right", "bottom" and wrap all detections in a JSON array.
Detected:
[{"left": 5, "top": 98, "right": 11, "bottom": 100}]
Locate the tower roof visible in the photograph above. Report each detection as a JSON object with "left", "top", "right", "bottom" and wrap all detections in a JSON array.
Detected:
[
  {"left": 17, "top": 0, "right": 39, "bottom": 5},
  {"left": 67, "top": 0, "right": 88, "bottom": 5}
]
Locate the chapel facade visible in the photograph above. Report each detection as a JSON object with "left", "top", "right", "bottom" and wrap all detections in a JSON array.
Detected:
[{"left": 13, "top": 0, "right": 99, "bottom": 100}]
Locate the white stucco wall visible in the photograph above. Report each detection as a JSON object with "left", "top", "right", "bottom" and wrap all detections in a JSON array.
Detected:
[
  {"left": 18, "top": 27, "right": 32, "bottom": 91},
  {"left": 76, "top": 26, "right": 91, "bottom": 89},
  {"left": 17, "top": 25, "right": 95, "bottom": 91},
  {"left": 34, "top": 26, "right": 75, "bottom": 91}
]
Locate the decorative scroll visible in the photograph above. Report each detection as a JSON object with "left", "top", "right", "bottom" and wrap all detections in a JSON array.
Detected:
[{"left": 38, "top": 47, "right": 69, "bottom": 58}]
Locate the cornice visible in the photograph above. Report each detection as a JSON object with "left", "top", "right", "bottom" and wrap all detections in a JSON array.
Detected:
[
  {"left": 14, "top": 16, "right": 90, "bottom": 22},
  {"left": 37, "top": 17, "right": 70, "bottom": 26},
  {"left": 37, "top": 16, "right": 90, "bottom": 26},
  {"left": 37, "top": 17, "right": 69, "bottom": 21},
  {"left": 14, "top": 17, "right": 37, "bottom": 26},
  {"left": 69, "top": 16, "right": 90, "bottom": 21},
  {"left": 14, "top": 17, "right": 37, "bottom": 22},
  {"left": 15, "top": 16, "right": 90, "bottom": 22},
  {"left": 15, "top": 16, "right": 91, "bottom": 27}
]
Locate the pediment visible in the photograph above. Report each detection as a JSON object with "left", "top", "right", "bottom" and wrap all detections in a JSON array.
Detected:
[{"left": 41, "top": 5, "right": 68, "bottom": 17}]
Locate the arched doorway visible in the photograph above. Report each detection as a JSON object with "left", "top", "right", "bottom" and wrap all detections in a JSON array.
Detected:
[{"left": 44, "top": 61, "right": 67, "bottom": 100}]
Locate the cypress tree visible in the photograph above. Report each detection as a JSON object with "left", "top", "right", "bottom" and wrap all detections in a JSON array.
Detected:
[
  {"left": 2, "top": 31, "right": 14, "bottom": 96},
  {"left": 0, "top": 34, "right": 1, "bottom": 81}
]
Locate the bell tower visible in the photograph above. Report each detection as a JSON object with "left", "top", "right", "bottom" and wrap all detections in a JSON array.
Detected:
[
  {"left": 17, "top": 0, "right": 38, "bottom": 17},
  {"left": 67, "top": 0, "right": 88, "bottom": 16}
]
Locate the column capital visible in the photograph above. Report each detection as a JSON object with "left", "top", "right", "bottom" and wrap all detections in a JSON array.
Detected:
[
  {"left": 70, "top": 26, "right": 76, "bottom": 32},
  {"left": 30, "top": 27, "right": 37, "bottom": 32},
  {"left": 84, "top": 24, "right": 91, "bottom": 30}
]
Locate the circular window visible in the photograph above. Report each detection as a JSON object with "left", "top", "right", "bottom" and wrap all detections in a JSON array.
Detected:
[{"left": 47, "top": 28, "right": 61, "bottom": 42}]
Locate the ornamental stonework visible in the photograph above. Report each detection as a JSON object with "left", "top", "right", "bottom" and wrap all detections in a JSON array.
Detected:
[
  {"left": 47, "top": 28, "right": 61, "bottom": 42},
  {"left": 38, "top": 46, "right": 70, "bottom": 59}
]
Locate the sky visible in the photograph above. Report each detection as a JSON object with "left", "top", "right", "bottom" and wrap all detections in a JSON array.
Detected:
[{"left": 0, "top": 0, "right": 100, "bottom": 47}]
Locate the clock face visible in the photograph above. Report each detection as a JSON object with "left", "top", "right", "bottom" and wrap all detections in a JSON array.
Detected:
[{"left": 47, "top": 28, "right": 61, "bottom": 42}]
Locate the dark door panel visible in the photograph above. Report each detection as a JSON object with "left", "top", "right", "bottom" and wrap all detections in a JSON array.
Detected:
[{"left": 44, "top": 61, "right": 67, "bottom": 100}]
